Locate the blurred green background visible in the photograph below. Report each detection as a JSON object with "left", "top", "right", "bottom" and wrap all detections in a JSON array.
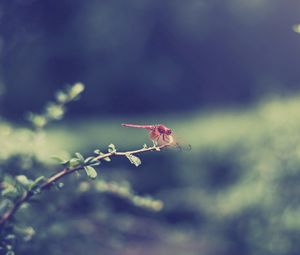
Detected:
[{"left": 1, "top": 1, "right": 300, "bottom": 254}]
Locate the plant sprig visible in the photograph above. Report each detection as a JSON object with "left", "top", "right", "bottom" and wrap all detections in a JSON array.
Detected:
[
  {"left": 27, "top": 83, "right": 85, "bottom": 129},
  {"left": 0, "top": 143, "right": 167, "bottom": 227}
]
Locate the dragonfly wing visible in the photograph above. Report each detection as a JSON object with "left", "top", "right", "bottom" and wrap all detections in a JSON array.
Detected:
[
  {"left": 151, "top": 133, "right": 174, "bottom": 146},
  {"left": 149, "top": 129, "right": 160, "bottom": 140},
  {"left": 175, "top": 143, "right": 192, "bottom": 151},
  {"left": 166, "top": 133, "right": 191, "bottom": 150},
  {"left": 163, "top": 134, "right": 174, "bottom": 144}
]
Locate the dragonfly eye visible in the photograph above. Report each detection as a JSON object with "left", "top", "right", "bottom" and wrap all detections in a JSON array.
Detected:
[{"left": 157, "top": 126, "right": 165, "bottom": 133}]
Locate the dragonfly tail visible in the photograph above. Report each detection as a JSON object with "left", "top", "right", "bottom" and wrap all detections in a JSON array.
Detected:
[{"left": 121, "top": 123, "right": 154, "bottom": 130}]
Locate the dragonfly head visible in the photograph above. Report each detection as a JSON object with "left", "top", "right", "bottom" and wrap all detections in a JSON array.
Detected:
[
  {"left": 157, "top": 125, "right": 172, "bottom": 135},
  {"left": 165, "top": 128, "right": 172, "bottom": 135}
]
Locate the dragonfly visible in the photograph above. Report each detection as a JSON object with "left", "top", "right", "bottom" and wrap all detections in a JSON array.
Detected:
[{"left": 122, "top": 123, "right": 191, "bottom": 150}]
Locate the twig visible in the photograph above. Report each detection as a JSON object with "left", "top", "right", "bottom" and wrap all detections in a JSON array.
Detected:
[{"left": 0, "top": 144, "right": 167, "bottom": 227}]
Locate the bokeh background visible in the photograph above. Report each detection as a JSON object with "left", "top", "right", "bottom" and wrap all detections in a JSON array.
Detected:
[{"left": 1, "top": 0, "right": 300, "bottom": 254}]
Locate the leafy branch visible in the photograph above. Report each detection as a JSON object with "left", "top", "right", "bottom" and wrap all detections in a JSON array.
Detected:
[
  {"left": 27, "top": 83, "right": 85, "bottom": 129},
  {"left": 0, "top": 143, "right": 168, "bottom": 227}
]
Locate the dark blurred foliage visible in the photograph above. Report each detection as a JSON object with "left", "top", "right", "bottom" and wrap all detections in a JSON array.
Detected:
[
  {"left": 2, "top": 96, "right": 300, "bottom": 255},
  {"left": 1, "top": 0, "right": 300, "bottom": 118}
]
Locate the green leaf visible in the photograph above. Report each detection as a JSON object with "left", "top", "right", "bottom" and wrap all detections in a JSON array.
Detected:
[
  {"left": 90, "top": 161, "right": 101, "bottom": 166},
  {"left": 51, "top": 156, "right": 69, "bottom": 165},
  {"left": 125, "top": 154, "right": 142, "bottom": 167},
  {"left": 101, "top": 152, "right": 111, "bottom": 161},
  {"left": 84, "top": 166, "right": 98, "bottom": 179},
  {"left": 57, "top": 182, "right": 64, "bottom": 189},
  {"left": 84, "top": 157, "right": 101, "bottom": 166},
  {"left": 68, "top": 158, "right": 81, "bottom": 168},
  {"left": 1, "top": 185, "right": 17, "bottom": 198},
  {"left": 1, "top": 176, "right": 18, "bottom": 198},
  {"left": 94, "top": 149, "right": 101, "bottom": 155},
  {"left": 55, "top": 91, "right": 68, "bottom": 103},
  {"left": 0, "top": 199, "right": 11, "bottom": 215},
  {"left": 27, "top": 113, "right": 47, "bottom": 128},
  {"left": 29, "top": 176, "right": 45, "bottom": 190},
  {"left": 102, "top": 155, "right": 111, "bottom": 162},
  {"left": 15, "top": 175, "right": 32, "bottom": 187},
  {"left": 3, "top": 175, "right": 15, "bottom": 186},
  {"left": 14, "top": 225, "right": 35, "bottom": 241},
  {"left": 69, "top": 82, "right": 85, "bottom": 100},
  {"left": 94, "top": 150, "right": 111, "bottom": 161},
  {"left": 75, "top": 152, "right": 84, "bottom": 161},
  {"left": 108, "top": 144, "right": 116, "bottom": 153},
  {"left": 46, "top": 103, "right": 65, "bottom": 120},
  {"left": 34, "top": 176, "right": 45, "bottom": 184},
  {"left": 84, "top": 156, "right": 95, "bottom": 163}
]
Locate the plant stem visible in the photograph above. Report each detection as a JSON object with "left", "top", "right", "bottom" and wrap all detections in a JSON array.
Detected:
[{"left": 0, "top": 144, "right": 167, "bottom": 227}]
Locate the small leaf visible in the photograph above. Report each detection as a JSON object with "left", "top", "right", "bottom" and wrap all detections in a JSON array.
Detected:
[
  {"left": 1, "top": 176, "right": 19, "bottom": 198},
  {"left": 56, "top": 91, "right": 68, "bottom": 103},
  {"left": 14, "top": 225, "right": 35, "bottom": 241},
  {"left": 46, "top": 103, "right": 65, "bottom": 120},
  {"left": 27, "top": 113, "right": 47, "bottom": 128},
  {"left": 84, "top": 166, "right": 97, "bottom": 179},
  {"left": 99, "top": 152, "right": 111, "bottom": 162},
  {"left": 125, "top": 154, "right": 142, "bottom": 167},
  {"left": 75, "top": 152, "right": 84, "bottom": 161},
  {"left": 89, "top": 160, "right": 101, "bottom": 166},
  {"left": 29, "top": 176, "right": 45, "bottom": 190},
  {"left": 94, "top": 149, "right": 101, "bottom": 155},
  {"left": 3, "top": 175, "right": 15, "bottom": 186},
  {"left": 108, "top": 144, "right": 116, "bottom": 153},
  {"left": 84, "top": 156, "right": 95, "bottom": 163},
  {"left": 4, "top": 234, "right": 15, "bottom": 241},
  {"left": 51, "top": 156, "right": 69, "bottom": 165},
  {"left": 293, "top": 24, "right": 300, "bottom": 34},
  {"left": 102, "top": 156, "right": 111, "bottom": 162},
  {"left": 68, "top": 158, "right": 81, "bottom": 168},
  {"left": 69, "top": 82, "right": 85, "bottom": 100},
  {"left": 1, "top": 185, "right": 17, "bottom": 197},
  {"left": 84, "top": 156, "right": 101, "bottom": 165},
  {"left": 94, "top": 150, "right": 111, "bottom": 161},
  {"left": 58, "top": 182, "right": 64, "bottom": 189},
  {"left": 0, "top": 199, "right": 12, "bottom": 215},
  {"left": 15, "top": 175, "right": 32, "bottom": 187},
  {"left": 33, "top": 176, "right": 45, "bottom": 184}
]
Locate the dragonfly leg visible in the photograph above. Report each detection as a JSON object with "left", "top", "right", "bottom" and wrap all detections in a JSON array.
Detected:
[
  {"left": 149, "top": 130, "right": 160, "bottom": 145},
  {"left": 155, "top": 135, "right": 162, "bottom": 146},
  {"left": 162, "top": 134, "right": 173, "bottom": 144},
  {"left": 152, "top": 136, "right": 161, "bottom": 146},
  {"left": 162, "top": 134, "right": 167, "bottom": 143}
]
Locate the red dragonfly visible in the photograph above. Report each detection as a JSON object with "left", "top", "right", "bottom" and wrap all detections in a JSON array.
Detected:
[{"left": 122, "top": 123, "right": 191, "bottom": 150}]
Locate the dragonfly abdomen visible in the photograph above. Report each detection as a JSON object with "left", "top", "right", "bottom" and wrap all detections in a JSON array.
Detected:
[{"left": 121, "top": 123, "right": 154, "bottom": 130}]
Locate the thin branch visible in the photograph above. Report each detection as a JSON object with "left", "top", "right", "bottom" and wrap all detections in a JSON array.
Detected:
[{"left": 0, "top": 144, "right": 167, "bottom": 227}]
